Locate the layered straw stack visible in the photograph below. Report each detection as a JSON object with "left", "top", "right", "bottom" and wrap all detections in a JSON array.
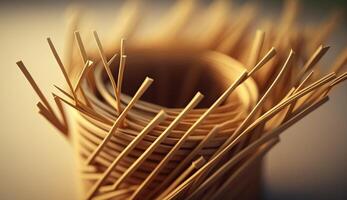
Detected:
[{"left": 17, "top": 0, "right": 346, "bottom": 200}]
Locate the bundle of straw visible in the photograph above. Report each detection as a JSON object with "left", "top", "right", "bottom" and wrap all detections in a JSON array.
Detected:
[{"left": 17, "top": 0, "right": 346, "bottom": 199}]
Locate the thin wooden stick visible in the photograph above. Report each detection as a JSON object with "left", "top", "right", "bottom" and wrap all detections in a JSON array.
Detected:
[
  {"left": 331, "top": 47, "right": 347, "bottom": 75},
  {"left": 131, "top": 71, "right": 248, "bottom": 199},
  {"left": 17, "top": 61, "right": 67, "bottom": 134},
  {"left": 319, "top": 71, "right": 347, "bottom": 97},
  {"left": 54, "top": 93, "right": 111, "bottom": 124},
  {"left": 93, "top": 31, "right": 121, "bottom": 112},
  {"left": 284, "top": 70, "right": 314, "bottom": 120},
  {"left": 158, "top": 156, "right": 206, "bottom": 200},
  {"left": 208, "top": 139, "right": 278, "bottom": 200},
  {"left": 234, "top": 50, "right": 294, "bottom": 149},
  {"left": 150, "top": 125, "right": 221, "bottom": 199},
  {"left": 106, "top": 92, "right": 204, "bottom": 191},
  {"left": 47, "top": 37, "right": 78, "bottom": 102},
  {"left": 74, "top": 31, "right": 88, "bottom": 63},
  {"left": 117, "top": 54, "right": 126, "bottom": 111},
  {"left": 54, "top": 85, "right": 101, "bottom": 119},
  {"left": 53, "top": 95, "right": 68, "bottom": 133},
  {"left": 187, "top": 96, "right": 329, "bottom": 200},
  {"left": 247, "top": 30, "right": 265, "bottom": 69},
  {"left": 247, "top": 47, "right": 277, "bottom": 78},
  {"left": 37, "top": 102, "right": 66, "bottom": 134},
  {"left": 93, "top": 185, "right": 138, "bottom": 200},
  {"left": 294, "top": 45, "right": 329, "bottom": 86},
  {"left": 84, "top": 110, "right": 167, "bottom": 200},
  {"left": 164, "top": 75, "right": 334, "bottom": 199},
  {"left": 189, "top": 50, "right": 293, "bottom": 192},
  {"left": 180, "top": 96, "right": 329, "bottom": 200},
  {"left": 17, "top": 61, "right": 55, "bottom": 115},
  {"left": 74, "top": 60, "right": 93, "bottom": 92},
  {"left": 85, "top": 77, "right": 154, "bottom": 165},
  {"left": 331, "top": 71, "right": 347, "bottom": 87}
]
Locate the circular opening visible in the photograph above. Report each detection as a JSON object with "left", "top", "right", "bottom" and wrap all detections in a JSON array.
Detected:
[{"left": 104, "top": 48, "right": 241, "bottom": 108}]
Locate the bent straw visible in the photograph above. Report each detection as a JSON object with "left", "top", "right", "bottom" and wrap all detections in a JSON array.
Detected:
[
  {"left": 130, "top": 71, "right": 248, "bottom": 199},
  {"left": 85, "top": 77, "right": 154, "bottom": 165},
  {"left": 84, "top": 110, "right": 167, "bottom": 200},
  {"left": 164, "top": 74, "right": 335, "bottom": 199},
  {"left": 106, "top": 92, "right": 204, "bottom": 191}
]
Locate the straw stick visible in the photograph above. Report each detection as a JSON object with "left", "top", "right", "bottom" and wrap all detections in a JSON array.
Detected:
[
  {"left": 331, "top": 71, "right": 347, "bottom": 87},
  {"left": 54, "top": 85, "right": 101, "bottom": 119},
  {"left": 117, "top": 54, "right": 126, "bottom": 111},
  {"left": 93, "top": 31, "right": 121, "bottom": 112},
  {"left": 247, "top": 30, "right": 265, "bottom": 69},
  {"left": 175, "top": 95, "right": 329, "bottom": 200},
  {"left": 150, "top": 125, "right": 220, "bottom": 199},
  {"left": 210, "top": 144, "right": 273, "bottom": 200},
  {"left": 17, "top": 61, "right": 67, "bottom": 134},
  {"left": 330, "top": 47, "right": 347, "bottom": 75},
  {"left": 294, "top": 45, "right": 329, "bottom": 86},
  {"left": 284, "top": 70, "right": 314, "bottom": 120},
  {"left": 37, "top": 102, "right": 66, "bottom": 134},
  {"left": 107, "top": 92, "right": 204, "bottom": 191},
  {"left": 158, "top": 156, "right": 206, "bottom": 200},
  {"left": 84, "top": 110, "right": 167, "bottom": 200},
  {"left": 53, "top": 95, "right": 68, "bottom": 133},
  {"left": 247, "top": 47, "right": 277, "bottom": 78},
  {"left": 187, "top": 96, "right": 329, "bottom": 200},
  {"left": 192, "top": 139, "right": 278, "bottom": 200},
  {"left": 189, "top": 50, "right": 293, "bottom": 192},
  {"left": 164, "top": 75, "right": 334, "bottom": 199},
  {"left": 54, "top": 93, "right": 110, "bottom": 124},
  {"left": 17, "top": 61, "right": 55, "bottom": 116},
  {"left": 233, "top": 50, "right": 294, "bottom": 148},
  {"left": 74, "top": 31, "right": 88, "bottom": 63},
  {"left": 47, "top": 37, "right": 78, "bottom": 102},
  {"left": 85, "top": 77, "right": 154, "bottom": 165},
  {"left": 93, "top": 185, "right": 138, "bottom": 200},
  {"left": 131, "top": 71, "right": 248, "bottom": 199},
  {"left": 117, "top": 39, "right": 126, "bottom": 103},
  {"left": 74, "top": 60, "right": 93, "bottom": 92}
]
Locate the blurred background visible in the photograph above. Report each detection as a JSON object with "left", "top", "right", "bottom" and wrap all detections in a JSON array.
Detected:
[{"left": 0, "top": 0, "right": 346, "bottom": 199}]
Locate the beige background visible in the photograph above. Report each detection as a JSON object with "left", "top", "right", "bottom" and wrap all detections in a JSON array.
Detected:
[{"left": 0, "top": 2, "right": 346, "bottom": 200}]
